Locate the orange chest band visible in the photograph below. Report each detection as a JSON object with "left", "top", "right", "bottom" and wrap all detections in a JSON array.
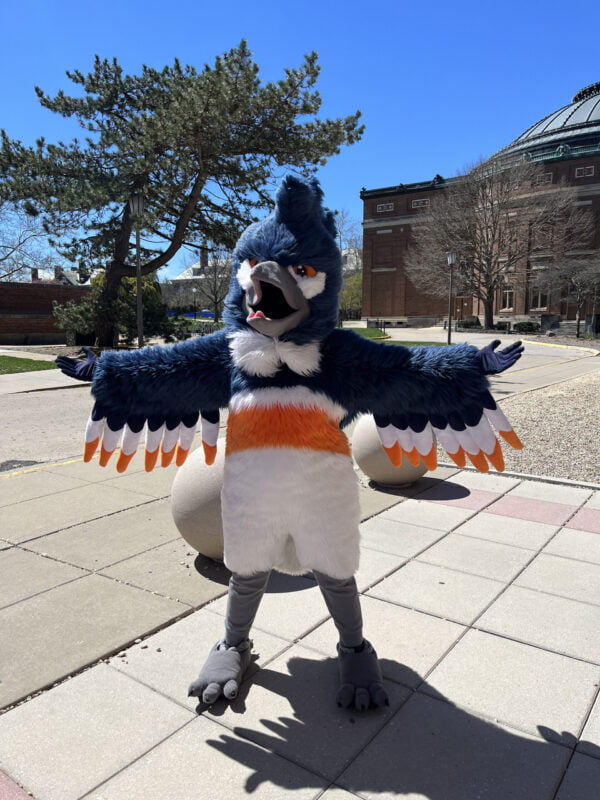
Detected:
[{"left": 225, "top": 405, "right": 351, "bottom": 457}]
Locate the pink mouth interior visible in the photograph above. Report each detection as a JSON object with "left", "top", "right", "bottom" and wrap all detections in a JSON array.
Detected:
[{"left": 248, "top": 310, "right": 268, "bottom": 320}]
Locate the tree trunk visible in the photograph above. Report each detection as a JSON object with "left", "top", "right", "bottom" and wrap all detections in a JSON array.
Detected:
[
  {"left": 483, "top": 294, "right": 495, "bottom": 330},
  {"left": 575, "top": 308, "right": 581, "bottom": 338},
  {"left": 95, "top": 261, "right": 127, "bottom": 347}
]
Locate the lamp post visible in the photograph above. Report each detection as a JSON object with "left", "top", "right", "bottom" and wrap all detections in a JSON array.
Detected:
[
  {"left": 446, "top": 250, "right": 457, "bottom": 345},
  {"left": 129, "top": 193, "right": 145, "bottom": 348},
  {"left": 191, "top": 287, "right": 197, "bottom": 325}
]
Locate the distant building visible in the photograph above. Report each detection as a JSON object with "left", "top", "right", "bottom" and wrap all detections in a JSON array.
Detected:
[{"left": 361, "top": 82, "right": 600, "bottom": 329}]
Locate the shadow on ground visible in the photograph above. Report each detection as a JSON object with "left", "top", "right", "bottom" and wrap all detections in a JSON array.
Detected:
[{"left": 203, "top": 658, "right": 597, "bottom": 798}]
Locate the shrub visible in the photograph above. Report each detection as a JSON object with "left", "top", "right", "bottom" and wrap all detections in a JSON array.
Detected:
[
  {"left": 513, "top": 321, "right": 540, "bottom": 333},
  {"left": 458, "top": 318, "right": 482, "bottom": 329},
  {"left": 53, "top": 274, "right": 175, "bottom": 345}
]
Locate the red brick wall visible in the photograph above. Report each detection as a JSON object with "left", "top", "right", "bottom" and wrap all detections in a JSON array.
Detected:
[
  {"left": 0, "top": 282, "right": 91, "bottom": 344},
  {"left": 362, "top": 158, "right": 600, "bottom": 323}
]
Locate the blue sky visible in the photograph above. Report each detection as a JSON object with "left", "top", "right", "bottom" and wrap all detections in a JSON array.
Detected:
[{"left": 2, "top": 0, "right": 599, "bottom": 277}]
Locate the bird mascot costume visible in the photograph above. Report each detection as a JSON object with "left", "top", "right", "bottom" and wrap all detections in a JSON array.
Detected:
[{"left": 57, "top": 175, "right": 523, "bottom": 711}]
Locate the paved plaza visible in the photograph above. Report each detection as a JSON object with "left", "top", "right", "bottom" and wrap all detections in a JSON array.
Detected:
[{"left": 0, "top": 337, "right": 599, "bottom": 799}]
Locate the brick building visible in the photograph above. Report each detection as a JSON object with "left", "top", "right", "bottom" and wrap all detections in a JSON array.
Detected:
[
  {"left": 0, "top": 281, "right": 91, "bottom": 345},
  {"left": 361, "top": 82, "right": 600, "bottom": 328}
]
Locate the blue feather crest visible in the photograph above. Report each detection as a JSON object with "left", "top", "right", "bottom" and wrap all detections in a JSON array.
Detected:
[{"left": 223, "top": 175, "right": 342, "bottom": 344}]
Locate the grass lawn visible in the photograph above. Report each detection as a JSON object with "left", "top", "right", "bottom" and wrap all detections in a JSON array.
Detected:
[
  {"left": 0, "top": 356, "right": 57, "bottom": 375},
  {"left": 349, "top": 328, "right": 446, "bottom": 347}
]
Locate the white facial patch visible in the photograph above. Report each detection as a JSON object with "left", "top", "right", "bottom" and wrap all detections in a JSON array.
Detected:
[
  {"left": 287, "top": 266, "right": 326, "bottom": 299},
  {"left": 236, "top": 258, "right": 254, "bottom": 292}
]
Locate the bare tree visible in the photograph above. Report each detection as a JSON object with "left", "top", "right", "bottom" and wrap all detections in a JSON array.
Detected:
[
  {"left": 544, "top": 256, "right": 600, "bottom": 337},
  {"left": 0, "top": 204, "right": 61, "bottom": 281},
  {"left": 194, "top": 249, "right": 231, "bottom": 323},
  {"left": 161, "top": 247, "right": 232, "bottom": 322},
  {"left": 405, "top": 159, "right": 592, "bottom": 328}
]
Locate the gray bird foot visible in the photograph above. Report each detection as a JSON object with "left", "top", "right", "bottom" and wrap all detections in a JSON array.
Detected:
[
  {"left": 336, "top": 640, "right": 389, "bottom": 711},
  {"left": 188, "top": 638, "right": 252, "bottom": 705}
]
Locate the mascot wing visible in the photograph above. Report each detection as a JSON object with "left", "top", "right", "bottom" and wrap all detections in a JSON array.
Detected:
[
  {"left": 327, "top": 331, "right": 522, "bottom": 474},
  {"left": 82, "top": 332, "right": 231, "bottom": 473}
]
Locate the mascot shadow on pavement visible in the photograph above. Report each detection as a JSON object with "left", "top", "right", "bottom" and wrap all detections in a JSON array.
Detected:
[
  {"left": 206, "top": 659, "right": 595, "bottom": 797},
  {"left": 57, "top": 175, "right": 524, "bottom": 711}
]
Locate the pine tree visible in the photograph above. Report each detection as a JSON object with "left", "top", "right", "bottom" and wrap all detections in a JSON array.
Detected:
[{"left": 0, "top": 42, "right": 364, "bottom": 344}]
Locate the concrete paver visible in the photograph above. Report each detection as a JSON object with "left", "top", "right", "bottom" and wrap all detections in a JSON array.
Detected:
[
  {"left": 414, "top": 484, "right": 501, "bottom": 510},
  {"left": 477, "top": 585, "right": 600, "bottom": 663},
  {"left": 515, "top": 553, "right": 600, "bottom": 604},
  {"left": 86, "top": 715, "right": 326, "bottom": 800},
  {"left": 441, "top": 469, "right": 521, "bottom": 493},
  {"left": 565, "top": 507, "right": 600, "bottom": 533},
  {"left": 380, "top": 497, "right": 476, "bottom": 529},
  {"left": 507, "top": 480, "right": 593, "bottom": 506},
  {"left": 485, "top": 494, "right": 578, "bottom": 526},
  {"left": 367, "top": 560, "right": 506, "bottom": 624},
  {"left": 338, "top": 692, "right": 572, "bottom": 800},
  {"left": 555, "top": 753, "right": 600, "bottom": 800},
  {"left": 0, "top": 574, "right": 187, "bottom": 708},
  {"left": 582, "top": 492, "right": 600, "bottom": 510},
  {"left": 453, "top": 512, "right": 559, "bottom": 550},
  {"left": 353, "top": 546, "right": 407, "bottom": 592},
  {"left": 360, "top": 516, "right": 446, "bottom": 557},
  {"left": 0, "top": 666, "right": 194, "bottom": 800},
  {"left": 1, "top": 483, "right": 158, "bottom": 543},
  {"left": 423, "top": 629, "right": 600, "bottom": 745},
  {"left": 0, "top": 547, "right": 86, "bottom": 608},
  {"left": 0, "top": 770, "right": 34, "bottom": 800},
  {"left": 99, "top": 538, "right": 229, "bottom": 607},
  {"left": 543, "top": 527, "right": 600, "bottom": 564},
  {"left": 579, "top": 690, "right": 600, "bottom": 756},
  {"left": 416, "top": 531, "right": 535, "bottom": 581},
  {"left": 22, "top": 498, "right": 179, "bottom": 570},
  {"left": 0, "top": 468, "right": 90, "bottom": 508}
]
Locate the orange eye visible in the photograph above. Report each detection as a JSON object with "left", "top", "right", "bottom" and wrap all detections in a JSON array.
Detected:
[
  {"left": 248, "top": 258, "right": 258, "bottom": 268},
  {"left": 293, "top": 265, "right": 317, "bottom": 278}
]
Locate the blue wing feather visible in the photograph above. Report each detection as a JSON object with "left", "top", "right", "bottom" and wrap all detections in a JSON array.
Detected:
[
  {"left": 84, "top": 330, "right": 232, "bottom": 470},
  {"left": 320, "top": 330, "right": 521, "bottom": 472}
]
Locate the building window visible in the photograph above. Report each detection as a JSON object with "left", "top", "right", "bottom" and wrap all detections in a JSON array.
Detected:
[
  {"left": 376, "top": 202, "right": 394, "bottom": 212},
  {"left": 530, "top": 287, "right": 548, "bottom": 309},
  {"left": 411, "top": 198, "right": 430, "bottom": 209},
  {"left": 534, "top": 172, "right": 553, "bottom": 185},
  {"left": 500, "top": 285, "right": 514, "bottom": 310},
  {"left": 575, "top": 165, "right": 595, "bottom": 178}
]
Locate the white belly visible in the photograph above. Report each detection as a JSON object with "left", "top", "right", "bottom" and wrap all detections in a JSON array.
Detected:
[{"left": 221, "top": 447, "right": 361, "bottom": 579}]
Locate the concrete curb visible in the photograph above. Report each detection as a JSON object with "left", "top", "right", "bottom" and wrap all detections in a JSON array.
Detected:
[{"left": 520, "top": 338, "right": 600, "bottom": 356}]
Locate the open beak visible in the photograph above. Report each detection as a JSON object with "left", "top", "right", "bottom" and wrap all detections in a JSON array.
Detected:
[{"left": 245, "top": 261, "right": 309, "bottom": 337}]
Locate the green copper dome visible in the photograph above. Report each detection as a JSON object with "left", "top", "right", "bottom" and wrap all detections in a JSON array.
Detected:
[{"left": 497, "top": 82, "right": 600, "bottom": 162}]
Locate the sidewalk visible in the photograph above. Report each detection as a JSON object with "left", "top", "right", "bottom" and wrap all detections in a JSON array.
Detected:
[{"left": 1, "top": 445, "right": 599, "bottom": 799}]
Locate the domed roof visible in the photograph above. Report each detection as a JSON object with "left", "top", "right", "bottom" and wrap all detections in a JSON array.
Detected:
[{"left": 497, "top": 82, "right": 600, "bottom": 161}]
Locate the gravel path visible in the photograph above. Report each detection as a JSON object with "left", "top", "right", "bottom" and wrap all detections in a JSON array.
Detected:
[{"left": 497, "top": 370, "right": 600, "bottom": 484}]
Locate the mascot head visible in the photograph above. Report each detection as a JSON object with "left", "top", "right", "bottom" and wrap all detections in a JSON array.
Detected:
[{"left": 223, "top": 176, "right": 343, "bottom": 345}]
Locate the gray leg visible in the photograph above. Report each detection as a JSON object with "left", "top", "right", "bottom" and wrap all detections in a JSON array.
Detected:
[
  {"left": 313, "top": 571, "right": 363, "bottom": 647},
  {"left": 314, "top": 570, "right": 388, "bottom": 711},
  {"left": 188, "top": 570, "right": 270, "bottom": 704}
]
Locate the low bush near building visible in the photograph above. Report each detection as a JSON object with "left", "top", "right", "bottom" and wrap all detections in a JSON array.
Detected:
[{"left": 513, "top": 321, "right": 541, "bottom": 333}]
